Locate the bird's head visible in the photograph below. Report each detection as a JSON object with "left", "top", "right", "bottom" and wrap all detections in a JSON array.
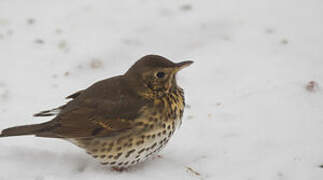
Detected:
[{"left": 125, "top": 55, "right": 193, "bottom": 97}]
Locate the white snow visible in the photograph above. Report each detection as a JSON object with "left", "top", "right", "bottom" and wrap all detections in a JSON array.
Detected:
[{"left": 0, "top": 0, "right": 323, "bottom": 179}]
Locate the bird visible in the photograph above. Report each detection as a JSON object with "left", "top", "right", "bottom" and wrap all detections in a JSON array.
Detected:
[{"left": 0, "top": 55, "right": 193, "bottom": 171}]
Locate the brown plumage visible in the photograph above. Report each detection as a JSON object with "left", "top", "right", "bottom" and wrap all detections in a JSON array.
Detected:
[{"left": 0, "top": 55, "right": 193, "bottom": 170}]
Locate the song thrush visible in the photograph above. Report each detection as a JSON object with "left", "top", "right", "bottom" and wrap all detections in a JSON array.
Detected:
[{"left": 0, "top": 55, "right": 193, "bottom": 170}]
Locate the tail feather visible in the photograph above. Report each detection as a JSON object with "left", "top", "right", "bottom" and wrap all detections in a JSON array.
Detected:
[
  {"left": 33, "top": 105, "right": 65, "bottom": 117},
  {"left": 0, "top": 123, "right": 49, "bottom": 137}
]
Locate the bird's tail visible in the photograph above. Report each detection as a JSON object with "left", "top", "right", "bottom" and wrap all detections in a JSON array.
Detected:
[{"left": 0, "top": 123, "right": 49, "bottom": 137}]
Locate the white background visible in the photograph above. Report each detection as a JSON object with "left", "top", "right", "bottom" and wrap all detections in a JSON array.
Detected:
[{"left": 0, "top": 0, "right": 323, "bottom": 179}]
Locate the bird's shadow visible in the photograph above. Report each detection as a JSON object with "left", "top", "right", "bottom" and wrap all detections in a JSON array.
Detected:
[
  {"left": 0, "top": 144, "right": 166, "bottom": 174},
  {"left": 0, "top": 144, "right": 100, "bottom": 173}
]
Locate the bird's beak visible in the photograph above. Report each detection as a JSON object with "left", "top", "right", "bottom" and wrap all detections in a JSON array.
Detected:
[{"left": 174, "top": 61, "right": 194, "bottom": 72}]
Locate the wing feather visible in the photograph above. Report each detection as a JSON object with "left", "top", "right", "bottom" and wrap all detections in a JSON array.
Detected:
[{"left": 35, "top": 76, "right": 149, "bottom": 138}]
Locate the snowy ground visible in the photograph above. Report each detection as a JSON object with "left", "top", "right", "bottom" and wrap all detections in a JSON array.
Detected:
[{"left": 0, "top": 0, "right": 323, "bottom": 179}]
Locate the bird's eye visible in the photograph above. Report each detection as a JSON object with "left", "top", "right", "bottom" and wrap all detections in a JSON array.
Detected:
[{"left": 156, "top": 72, "right": 165, "bottom": 78}]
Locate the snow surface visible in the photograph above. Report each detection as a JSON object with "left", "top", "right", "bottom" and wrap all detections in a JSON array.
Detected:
[{"left": 0, "top": 0, "right": 323, "bottom": 179}]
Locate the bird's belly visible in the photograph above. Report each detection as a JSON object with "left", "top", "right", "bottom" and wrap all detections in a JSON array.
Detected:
[{"left": 69, "top": 121, "right": 177, "bottom": 168}]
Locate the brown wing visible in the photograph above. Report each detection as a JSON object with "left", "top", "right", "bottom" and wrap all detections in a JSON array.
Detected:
[
  {"left": 65, "top": 90, "right": 84, "bottom": 99},
  {"left": 36, "top": 76, "right": 149, "bottom": 138},
  {"left": 33, "top": 90, "right": 84, "bottom": 117}
]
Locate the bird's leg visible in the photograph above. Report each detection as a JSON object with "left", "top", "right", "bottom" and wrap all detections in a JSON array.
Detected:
[{"left": 111, "top": 167, "right": 127, "bottom": 172}]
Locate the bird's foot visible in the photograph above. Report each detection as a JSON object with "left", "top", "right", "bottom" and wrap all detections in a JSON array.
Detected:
[
  {"left": 152, "top": 154, "right": 163, "bottom": 160},
  {"left": 111, "top": 167, "right": 127, "bottom": 172}
]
